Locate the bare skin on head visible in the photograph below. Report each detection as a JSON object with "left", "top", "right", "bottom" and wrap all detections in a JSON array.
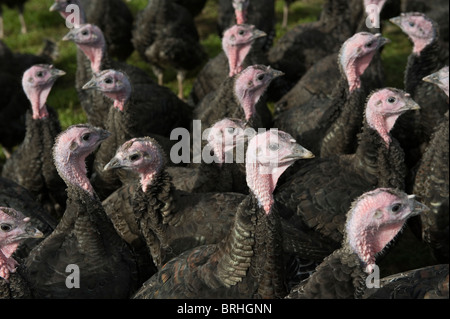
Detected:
[
  {"left": 345, "top": 188, "right": 429, "bottom": 274},
  {"left": 423, "top": 66, "right": 449, "bottom": 97},
  {"left": 62, "top": 23, "right": 106, "bottom": 74},
  {"left": 390, "top": 12, "right": 437, "bottom": 55},
  {"left": 365, "top": 87, "right": 420, "bottom": 146},
  {"left": 234, "top": 65, "right": 284, "bottom": 122},
  {"left": 222, "top": 24, "right": 267, "bottom": 77},
  {"left": 53, "top": 124, "right": 111, "bottom": 196},
  {"left": 22, "top": 64, "right": 66, "bottom": 120},
  {"left": 0, "top": 207, "right": 43, "bottom": 281},
  {"left": 82, "top": 69, "right": 131, "bottom": 112},
  {"left": 339, "top": 32, "right": 390, "bottom": 92}
]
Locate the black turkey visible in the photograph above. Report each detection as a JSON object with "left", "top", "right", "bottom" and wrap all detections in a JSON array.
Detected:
[
  {"left": 275, "top": 88, "right": 420, "bottom": 258},
  {"left": 285, "top": 188, "right": 429, "bottom": 299},
  {"left": 188, "top": 23, "right": 268, "bottom": 107},
  {"left": 132, "top": 0, "right": 208, "bottom": 100},
  {"left": 20, "top": 124, "right": 139, "bottom": 298},
  {"left": 273, "top": 32, "right": 390, "bottom": 156},
  {"left": 132, "top": 129, "right": 314, "bottom": 299},
  {"left": 413, "top": 66, "right": 449, "bottom": 263},
  {"left": 50, "top": 0, "right": 134, "bottom": 61},
  {"left": 2, "top": 65, "right": 66, "bottom": 221},
  {"left": 0, "top": 207, "right": 43, "bottom": 299},
  {"left": 82, "top": 68, "right": 192, "bottom": 200}
]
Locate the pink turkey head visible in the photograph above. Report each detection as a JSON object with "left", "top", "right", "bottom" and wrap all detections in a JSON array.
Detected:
[
  {"left": 234, "top": 65, "right": 284, "bottom": 122},
  {"left": 206, "top": 118, "right": 249, "bottom": 165},
  {"left": 423, "top": 66, "right": 449, "bottom": 98},
  {"left": 345, "top": 188, "right": 429, "bottom": 274},
  {"left": 63, "top": 23, "right": 106, "bottom": 73},
  {"left": 49, "top": 0, "right": 85, "bottom": 25},
  {"left": 223, "top": 24, "right": 266, "bottom": 76},
  {"left": 339, "top": 32, "right": 390, "bottom": 92},
  {"left": 365, "top": 87, "right": 420, "bottom": 146},
  {"left": 104, "top": 137, "right": 166, "bottom": 192},
  {"left": 22, "top": 64, "right": 66, "bottom": 120},
  {"left": 53, "top": 124, "right": 111, "bottom": 194},
  {"left": 82, "top": 69, "right": 131, "bottom": 112},
  {"left": 246, "top": 130, "right": 314, "bottom": 214},
  {"left": 1, "top": 207, "right": 43, "bottom": 280},
  {"left": 390, "top": 13, "right": 437, "bottom": 55}
]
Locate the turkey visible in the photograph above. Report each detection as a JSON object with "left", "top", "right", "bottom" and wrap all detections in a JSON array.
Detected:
[
  {"left": 132, "top": 0, "right": 208, "bottom": 100},
  {"left": 401, "top": 0, "right": 449, "bottom": 43},
  {"left": 103, "top": 136, "right": 249, "bottom": 269},
  {"left": 275, "top": 88, "right": 420, "bottom": 258},
  {"left": 132, "top": 129, "right": 314, "bottom": 299},
  {"left": 390, "top": 13, "right": 449, "bottom": 173},
  {"left": 267, "top": 0, "right": 364, "bottom": 91},
  {"left": 273, "top": 32, "right": 390, "bottom": 156},
  {"left": 0, "top": 0, "right": 28, "bottom": 38},
  {"left": 194, "top": 64, "right": 283, "bottom": 131},
  {"left": 0, "top": 177, "right": 55, "bottom": 261},
  {"left": 0, "top": 207, "right": 43, "bottom": 299},
  {"left": 285, "top": 188, "right": 429, "bottom": 299},
  {"left": 166, "top": 118, "right": 249, "bottom": 194},
  {"left": 412, "top": 66, "right": 449, "bottom": 263},
  {"left": 363, "top": 264, "right": 449, "bottom": 299},
  {"left": 188, "top": 23, "right": 268, "bottom": 107},
  {"left": 20, "top": 124, "right": 139, "bottom": 298},
  {"left": 217, "top": 0, "right": 276, "bottom": 52},
  {"left": 62, "top": 23, "right": 153, "bottom": 129},
  {"left": 50, "top": 0, "right": 134, "bottom": 61},
  {"left": 0, "top": 40, "right": 58, "bottom": 156},
  {"left": 82, "top": 69, "right": 192, "bottom": 200},
  {"left": 2, "top": 65, "right": 66, "bottom": 221}
]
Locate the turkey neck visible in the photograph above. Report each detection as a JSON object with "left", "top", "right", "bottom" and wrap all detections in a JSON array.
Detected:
[
  {"left": 405, "top": 38, "right": 441, "bottom": 96},
  {"left": 320, "top": 0, "right": 360, "bottom": 41},
  {"left": 353, "top": 123, "right": 406, "bottom": 190},
  {"left": 132, "top": 170, "right": 174, "bottom": 268},
  {"left": 320, "top": 85, "right": 367, "bottom": 156}
]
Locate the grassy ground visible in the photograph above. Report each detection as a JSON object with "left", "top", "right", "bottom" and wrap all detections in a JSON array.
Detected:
[{"left": 0, "top": 0, "right": 411, "bottom": 163}]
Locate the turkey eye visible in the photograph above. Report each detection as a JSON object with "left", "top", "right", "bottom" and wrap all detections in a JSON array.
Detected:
[
  {"left": 387, "top": 97, "right": 396, "bottom": 103},
  {"left": 104, "top": 78, "right": 113, "bottom": 84},
  {"left": 1, "top": 224, "right": 12, "bottom": 232},
  {"left": 129, "top": 154, "right": 140, "bottom": 161},
  {"left": 81, "top": 30, "right": 89, "bottom": 36},
  {"left": 36, "top": 71, "right": 44, "bottom": 78},
  {"left": 238, "top": 30, "right": 245, "bottom": 36},
  {"left": 269, "top": 143, "right": 279, "bottom": 151},
  {"left": 257, "top": 74, "right": 265, "bottom": 81},
  {"left": 82, "top": 133, "right": 91, "bottom": 141},
  {"left": 365, "top": 41, "right": 374, "bottom": 48},
  {"left": 227, "top": 127, "right": 235, "bottom": 134},
  {"left": 409, "top": 21, "right": 415, "bottom": 27},
  {"left": 391, "top": 203, "right": 402, "bottom": 213}
]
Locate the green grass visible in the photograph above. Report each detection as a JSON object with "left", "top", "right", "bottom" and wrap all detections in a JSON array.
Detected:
[{"left": 0, "top": 0, "right": 413, "bottom": 164}]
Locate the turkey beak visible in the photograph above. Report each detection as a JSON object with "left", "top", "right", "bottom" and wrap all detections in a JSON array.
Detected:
[
  {"left": 50, "top": 68, "right": 66, "bottom": 80},
  {"left": 423, "top": 73, "right": 440, "bottom": 85},
  {"left": 251, "top": 29, "right": 267, "bottom": 41},
  {"left": 82, "top": 77, "right": 99, "bottom": 90},
  {"left": 98, "top": 129, "right": 112, "bottom": 142},
  {"left": 407, "top": 195, "right": 430, "bottom": 216},
  {"left": 49, "top": 2, "right": 62, "bottom": 12},
  {"left": 104, "top": 157, "right": 123, "bottom": 171},
  {"left": 389, "top": 16, "right": 402, "bottom": 27},
  {"left": 377, "top": 35, "right": 391, "bottom": 48},
  {"left": 24, "top": 225, "right": 44, "bottom": 239},
  {"left": 282, "top": 144, "right": 314, "bottom": 161},
  {"left": 62, "top": 30, "right": 75, "bottom": 42},
  {"left": 402, "top": 94, "right": 421, "bottom": 111},
  {"left": 269, "top": 68, "right": 285, "bottom": 80}
]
